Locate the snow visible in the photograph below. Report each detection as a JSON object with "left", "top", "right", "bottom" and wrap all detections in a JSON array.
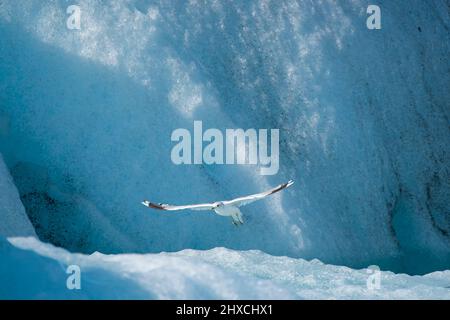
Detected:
[
  {"left": 0, "top": 0, "right": 449, "bottom": 291},
  {"left": 2, "top": 236, "right": 450, "bottom": 300},
  {"left": 0, "top": 154, "right": 36, "bottom": 238}
]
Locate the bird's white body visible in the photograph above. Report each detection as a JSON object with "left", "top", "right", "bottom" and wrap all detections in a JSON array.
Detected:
[
  {"left": 142, "top": 180, "right": 293, "bottom": 226},
  {"left": 213, "top": 204, "right": 244, "bottom": 225}
]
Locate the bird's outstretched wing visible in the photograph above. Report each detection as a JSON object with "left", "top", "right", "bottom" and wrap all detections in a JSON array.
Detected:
[
  {"left": 223, "top": 180, "right": 294, "bottom": 207},
  {"left": 141, "top": 200, "right": 214, "bottom": 211}
]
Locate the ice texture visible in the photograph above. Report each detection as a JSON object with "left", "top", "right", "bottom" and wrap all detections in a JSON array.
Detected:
[
  {"left": 0, "top": 153, "right": 36, "bottom": 237},
  {"left": 0, "top": 0, "right": 449, "bottom": 276},
  {"left": 2, "top": 237, "right": 450, "bottom": 300}
]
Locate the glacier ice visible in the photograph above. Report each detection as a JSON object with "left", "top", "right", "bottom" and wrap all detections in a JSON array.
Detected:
[
  {"left": 0, "top": 153, "right": 36, "bottom": 238},
  {"left": 0, "top": 0, "right": 449, "bottom": 278},
  {"left": 2, "top": 237, "right": 450, "bottom": 300}
]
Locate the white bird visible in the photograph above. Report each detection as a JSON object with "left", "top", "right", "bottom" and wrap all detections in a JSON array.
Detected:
[{"left": 142, "top": 180, "right": 294, "bottom": 226}]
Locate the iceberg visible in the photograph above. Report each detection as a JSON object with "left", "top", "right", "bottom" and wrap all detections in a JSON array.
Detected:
[{"left": 0, "top": 0, "right": 449, "bottom": 299}]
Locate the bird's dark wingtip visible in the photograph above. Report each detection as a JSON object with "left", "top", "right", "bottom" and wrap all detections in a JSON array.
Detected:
[{"left": 142, "top": 201, "right": 166, "bottom": 210}]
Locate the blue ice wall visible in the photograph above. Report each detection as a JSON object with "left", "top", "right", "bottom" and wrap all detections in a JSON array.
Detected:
[
  {"left": 0, "top": 0, "right": 449, "bottom": 274},
  {"left": 3, "top": 236, "right": 450, "bottom": 299}
]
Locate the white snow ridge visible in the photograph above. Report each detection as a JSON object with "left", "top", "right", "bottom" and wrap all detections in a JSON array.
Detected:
[{"left": 0, "top": 154, "right": 36, "bottom": 238}]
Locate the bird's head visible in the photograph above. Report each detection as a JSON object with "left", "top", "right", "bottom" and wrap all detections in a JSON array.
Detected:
[{"left": 213, "top": 201, "right": 224, "bottom": 209}]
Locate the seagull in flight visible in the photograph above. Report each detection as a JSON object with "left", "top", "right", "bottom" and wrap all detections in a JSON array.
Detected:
[{"left": 142, "top": 180, "right": 294, "bottom": 226}]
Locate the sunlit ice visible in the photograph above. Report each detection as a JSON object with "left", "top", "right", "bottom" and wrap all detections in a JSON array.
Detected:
[{"left": 171, "top": 121, "right": 279, "bottom": 175}]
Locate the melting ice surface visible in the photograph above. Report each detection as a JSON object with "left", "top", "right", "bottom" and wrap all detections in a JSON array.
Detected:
[
  {"left": 0, "top": 0, "right": 449, "bottom": 298},
  {"left": 2, "top": 236, "right": 450, "bottom": 299}
]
